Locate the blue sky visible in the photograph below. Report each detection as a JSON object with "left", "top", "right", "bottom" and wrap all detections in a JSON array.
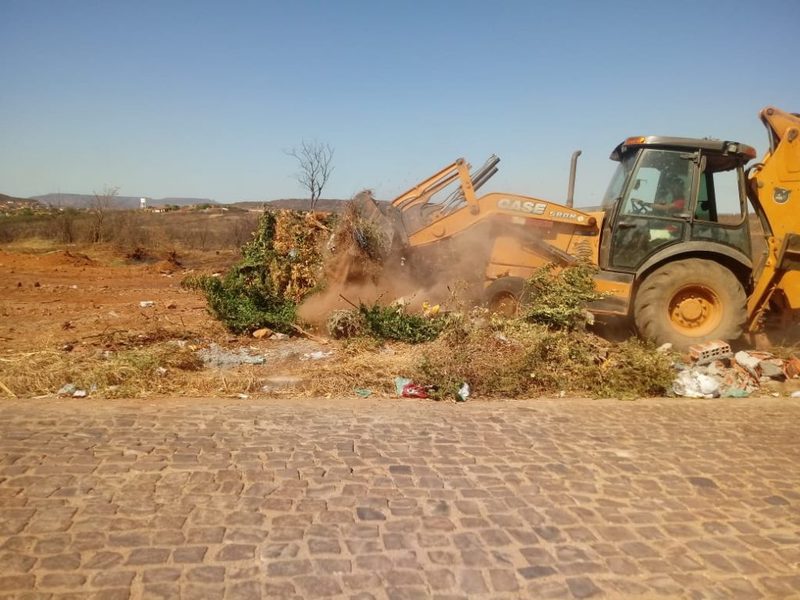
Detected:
[{"left": 1, "top": 0, "right": 798, "bottom": 206}]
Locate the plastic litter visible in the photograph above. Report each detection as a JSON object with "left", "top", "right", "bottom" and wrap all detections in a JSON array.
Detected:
[
  {"left": 394, "top": 377, "right": 412, "bottom": 396},
  {"left": 791, "top": 391, "right": 800, "bottom": 398},
  {"left": 673, "top": 369, "right": 721, "bottom": 398},
  {"left": 138, "top": 301, "right": 155, "bottom": 308},
  {"left": 354, "top": 388, "right": 372, "bottom": 398},
  {"left": 393, "top": 376, "right": 430, "bottom": 398},
  {"left": 457, "top": 382, "right": 470, "bottom": 402},
  {"left": 57, "top": 383, "right": 76, "bottom": 396},
  {"left": 402, "top": 383, "right": 429, "bottom": 398},
  {"left": 722, "top": 388, "right": 750, "bottom": 398}
]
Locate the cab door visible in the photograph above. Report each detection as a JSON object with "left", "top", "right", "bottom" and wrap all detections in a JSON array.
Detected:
[{"left": 609, "top": 149, "right": 695, "bottom": 270}]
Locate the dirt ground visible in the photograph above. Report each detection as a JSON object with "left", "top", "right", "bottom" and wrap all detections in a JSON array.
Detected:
[
  {"left": 0, "top": 242, "right": 344, "bottom": 399},
  {"left": 0, "top": 244, "right": 232, "bottom": 353}
]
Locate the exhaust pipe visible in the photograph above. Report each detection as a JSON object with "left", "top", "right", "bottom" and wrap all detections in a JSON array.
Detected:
[{"left": 566, "top": 150, "right": 582, "bottom": 208}]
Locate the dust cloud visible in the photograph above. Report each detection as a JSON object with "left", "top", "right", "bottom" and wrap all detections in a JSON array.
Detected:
[{"left": 296, "top": 194, "right": 502, "bottom": 328}]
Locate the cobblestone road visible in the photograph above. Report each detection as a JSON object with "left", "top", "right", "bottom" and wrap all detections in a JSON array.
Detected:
[{"left": 1, "top": 396, "right": 799, "bottom": 599}]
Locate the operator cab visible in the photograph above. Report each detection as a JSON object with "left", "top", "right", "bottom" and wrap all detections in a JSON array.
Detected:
[{"left": 598, "top": 136, "right": 756, "bottom": 272}]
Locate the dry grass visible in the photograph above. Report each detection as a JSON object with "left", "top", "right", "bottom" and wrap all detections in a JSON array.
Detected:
[
  {"left": 395, "top": 311, "right": 676, "bottom": 400},
  {"left": 0, "top": 342, "right": 270, "bottom": 399},
  {"left": 295, "top": 340, "right": 418, "bottom": 397},
  {"left": 0, "top": 237, "right": 64, "bottom": 253}
]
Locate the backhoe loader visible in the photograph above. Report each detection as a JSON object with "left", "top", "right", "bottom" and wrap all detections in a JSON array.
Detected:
[{"left": 367, "top": 106, "right": 800, "bottom": 350}]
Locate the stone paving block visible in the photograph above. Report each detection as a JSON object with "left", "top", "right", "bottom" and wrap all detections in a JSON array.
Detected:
[{"left": 1, "top": 397, "right": 799, "bottom": 599}]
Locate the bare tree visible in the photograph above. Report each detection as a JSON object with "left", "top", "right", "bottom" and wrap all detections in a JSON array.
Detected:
[
  {"left": 89, "top": 185, "right": 119, "bottom": 243},
  {"left": 285, "top": 140, "right": 334, "bottom": 210}
]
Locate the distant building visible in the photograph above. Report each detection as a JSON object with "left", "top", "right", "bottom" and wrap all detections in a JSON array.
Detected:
[{"left": 140, "top": 198, "right": 147, "bottom": 210}]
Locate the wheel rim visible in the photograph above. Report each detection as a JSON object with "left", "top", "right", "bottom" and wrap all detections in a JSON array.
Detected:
[
  {"left": 668, "top": 284, "right": 722, "bottom": 337},
  {"left": 489, "top": 292, "right": 519, "bottom": 317}
]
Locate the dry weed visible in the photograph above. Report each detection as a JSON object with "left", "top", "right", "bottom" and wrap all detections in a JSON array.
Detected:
[{"left": 296, "top": 343, "right": 418, "bottom": 397}]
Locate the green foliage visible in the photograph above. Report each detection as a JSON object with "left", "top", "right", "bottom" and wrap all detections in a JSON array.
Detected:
[
  {"left": 240, "top": 211, "right": 277, "bottom": 265},
  {"left": 359, "top": 303, "right": 445, "bottom": 344},
  {"left": 184, "top": 210, "right": 341, "bottom": 334},
  {"left": 181, "top": 266, "right": 296, "bottom": 334},
  {"left": 522, "top": 263, "right": 604, "bottom": 330},
  {"left": 327, "top": 303, "right": 445, "bottom": 344},
  {"left": 593, "top": 338, "right": 676, "bottom": 399}
]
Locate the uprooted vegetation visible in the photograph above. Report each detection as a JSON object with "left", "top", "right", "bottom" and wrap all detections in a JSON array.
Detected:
[
  {"left": 174, "top": 204, "right": 678, "bottom": 399},
  {"left": 0, "top": 204, "right": 677, "bottom": 400},
  {"left": 181, "top": 210, "right": 335, "bottom": 333},
  {"left": 412, "top": 313, "right": 674, "bottom": 400}
]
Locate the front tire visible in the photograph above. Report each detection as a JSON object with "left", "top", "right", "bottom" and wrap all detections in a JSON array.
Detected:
[
  {"left": 484, "top": 276, "right": 527, "bottom": 317},
  {"left": 634, "top": 258, "right": 746, "bottom": 350}
]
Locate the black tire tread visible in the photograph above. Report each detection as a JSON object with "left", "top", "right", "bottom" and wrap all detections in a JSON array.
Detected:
[{"left": 634, "top": 258, "right": 746, "bottom": 349}]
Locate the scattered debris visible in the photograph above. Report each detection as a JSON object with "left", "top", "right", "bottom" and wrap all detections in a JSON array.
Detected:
[
  {"left": 394, "top": 377, "right": 411, "bottom": 396},
  {"left": 354, "top": 388, "right": 372, "bottom": 398},
  {"left": 393, "top": 376, "right": 433, "bottom": 398},
  {"left": 673, "top": 369, "right": 721, "bottom": 398},
  {"left": 57, "top": 383, "right": 76, "bottom": 396},
  {"left": 672, "top": 342, "right": 800, "bottom": 398},
  {"left": 198, "top": 343, "right": 266, "bottom": 368},
  {"left": 457, "top": 382, "right": 470, "bottom": 402},
  {"left": 689, "top": 340, "right": 732, "bottom": 365},
  {"left": 401, "top": 383, "right": 430, "bottom": 398},
  {"left": 139, "top": 301, "right": 155, "bottom": 308},
  {"left": 735, "top": 350, "right": 761, "bottom": 378},
  {"left": 72, "top": 389, "right": 87, "bottom": 398}
]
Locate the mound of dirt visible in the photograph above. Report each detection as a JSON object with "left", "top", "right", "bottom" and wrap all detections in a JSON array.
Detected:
[{"left": 62, "top": 251, "right": 96, "bottom": 266}]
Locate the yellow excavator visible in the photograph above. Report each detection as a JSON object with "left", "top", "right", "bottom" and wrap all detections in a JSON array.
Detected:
[{"left": 371, "top": 106, "right": 800, "bottom": 349}]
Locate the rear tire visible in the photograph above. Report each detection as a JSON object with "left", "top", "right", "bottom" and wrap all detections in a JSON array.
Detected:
[
  {"left": 484, "top": 277, "right": 527, "bottom": 317},
  {"left": 634, "top": 258, "right": 746, "bottom": 350}
]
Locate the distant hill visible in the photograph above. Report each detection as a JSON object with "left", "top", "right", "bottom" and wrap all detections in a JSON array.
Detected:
[
  {"left": 32, "top": 193, "right": 216, "bottom": 210},
  {"left": 1, "top": 193, "right": 40, "bottom": 206},
  {"left": 231, "top": 198, "right": 350, "bottom": 212},
  {"left": 0, "top": 193, "right": 44, "bottom": 214}
]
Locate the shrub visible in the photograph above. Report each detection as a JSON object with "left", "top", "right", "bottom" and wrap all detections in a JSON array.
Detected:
[
  {"left": 182, "top": 269, "right": 296, "bottom": 334},
  {"left": 522, "top": 263, "right": 604, "bottom": 330},
  {"left": 412, "top": 313, "right": 673, "bottom": 400}
]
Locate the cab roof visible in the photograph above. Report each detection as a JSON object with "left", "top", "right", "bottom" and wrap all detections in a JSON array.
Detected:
[{"left": 610, "top": 136, "right": 757, "bottom": 162}]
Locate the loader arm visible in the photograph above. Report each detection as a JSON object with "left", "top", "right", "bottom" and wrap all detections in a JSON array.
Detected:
[
  {"left": 404, "top": 192, "right": 597, "bottom": 247},
  {"left": 745, "top": 107, "right": 800, "bottom": 331},
  {"left": 390, "top": 156, "right": 597, "bottom": 249}
]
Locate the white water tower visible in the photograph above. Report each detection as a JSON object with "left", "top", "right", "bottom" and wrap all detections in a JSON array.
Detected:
[{"left": 140, "top": 197, "right": 147, "bottom": 210}]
